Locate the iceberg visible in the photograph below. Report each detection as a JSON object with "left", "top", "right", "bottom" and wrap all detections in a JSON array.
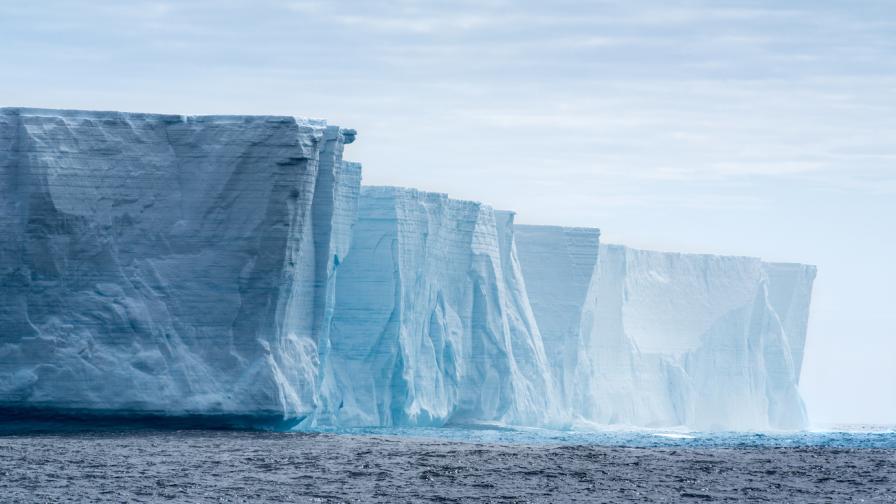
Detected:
[
  {"left": 0, "top": 108, "right": 359, "bottom": 427},
  {"left": 0, "top": 107, "right": 817, "bottom": 431}
]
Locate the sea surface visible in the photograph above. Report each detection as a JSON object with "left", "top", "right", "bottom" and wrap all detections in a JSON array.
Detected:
[{"left": 1, "top": 426, "right": 894, "bottom": 503}]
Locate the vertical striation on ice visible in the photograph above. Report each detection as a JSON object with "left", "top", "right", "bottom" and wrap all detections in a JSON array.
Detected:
[
  {"left": 0, "top": 108, "right": 361, "bottom": 425},
  {"left": 315, "top": 188, "right": 556, "bottom": 427}
]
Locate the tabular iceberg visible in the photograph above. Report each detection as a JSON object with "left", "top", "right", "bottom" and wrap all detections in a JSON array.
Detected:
[
  {"left": 0, "top": 107, "right": 817, "bottom": 431},
  {"left": 0, "top": 108, "right": 359, "bottom": 427},
  {"left": 514, "top": 230, "right": 816, "bottom": 431}
]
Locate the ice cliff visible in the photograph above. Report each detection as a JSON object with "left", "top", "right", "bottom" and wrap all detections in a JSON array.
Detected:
[
  {"left": 0, "top": 108, "right": 359, "bottom": 426},
  {"left": 0, "top": 107, "right": 816, "bottom": 431},
  {"left": 514, "top": 231, "right": 816, "bottom": 431},
  {"left": 312, "top": 189, "right": 556, "bottom": 427}
]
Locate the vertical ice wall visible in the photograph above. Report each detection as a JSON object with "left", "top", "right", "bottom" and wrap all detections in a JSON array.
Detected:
[
  {"left": 317, "top": 188, "right": 556, "bottom": 426},
  {"left": 0, "top": 108, "right": 360, "bottom": 425},
  {"left": 514, "top": 231, "right": 816, "bottom": 430}
]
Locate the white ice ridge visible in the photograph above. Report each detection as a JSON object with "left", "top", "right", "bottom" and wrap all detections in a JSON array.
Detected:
[
  {"left": 310, "top": 188, "right": 557, "bottom": 427},
  {"left": 514, "top": 229, "right": 817, "bottom": 431},
  {"left": 0, "top": 108, "right": 360, "bottom": 426}
]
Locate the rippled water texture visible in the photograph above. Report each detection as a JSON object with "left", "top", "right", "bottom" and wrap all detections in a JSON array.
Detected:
[{"left": 1, "top": 429, "right": 894, "bottom": 503}]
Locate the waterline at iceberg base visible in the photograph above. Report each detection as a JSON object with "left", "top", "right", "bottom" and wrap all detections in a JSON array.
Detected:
[{"left": 0, "top": 108, "right": 815, "bottom": 432}]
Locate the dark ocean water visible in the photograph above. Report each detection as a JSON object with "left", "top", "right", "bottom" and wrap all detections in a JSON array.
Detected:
[{"left": 1, "top": 428, "right": 894, "bottom": 503}]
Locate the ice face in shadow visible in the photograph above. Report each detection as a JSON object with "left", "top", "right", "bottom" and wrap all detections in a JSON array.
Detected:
[
  {"left": 314, "top": 188, "right": 557, "bottom": 427},
  {"left": 0, "top": 108, "right": 360, "bottom": 425},
  {"left": 515, "top": 230, "right": 816, "bottom": 431}
]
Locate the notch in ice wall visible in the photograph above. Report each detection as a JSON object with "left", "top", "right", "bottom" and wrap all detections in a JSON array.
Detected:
[
  {"left": 315, "top": 188, "right": 557, "bottom": 427},
  {"left": 0, "top": 107, "right": 361, "bottom": 426},
  {"left": 515, "top": 231, "right": 816, "bottom": 431}
]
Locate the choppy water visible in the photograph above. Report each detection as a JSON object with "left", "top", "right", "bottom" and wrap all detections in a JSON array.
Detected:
[{"left": 1, "top": 427, "right": 894, "bottom": 503}]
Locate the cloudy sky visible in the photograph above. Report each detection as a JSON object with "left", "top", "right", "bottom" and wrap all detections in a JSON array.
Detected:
[{"left": 2, "top": 0, "right": 894, "bottom": 424}]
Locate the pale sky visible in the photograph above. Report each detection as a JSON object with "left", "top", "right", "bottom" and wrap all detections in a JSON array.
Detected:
[{"left": 2, "top": 0, "right": 893, "bottom": 425}]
